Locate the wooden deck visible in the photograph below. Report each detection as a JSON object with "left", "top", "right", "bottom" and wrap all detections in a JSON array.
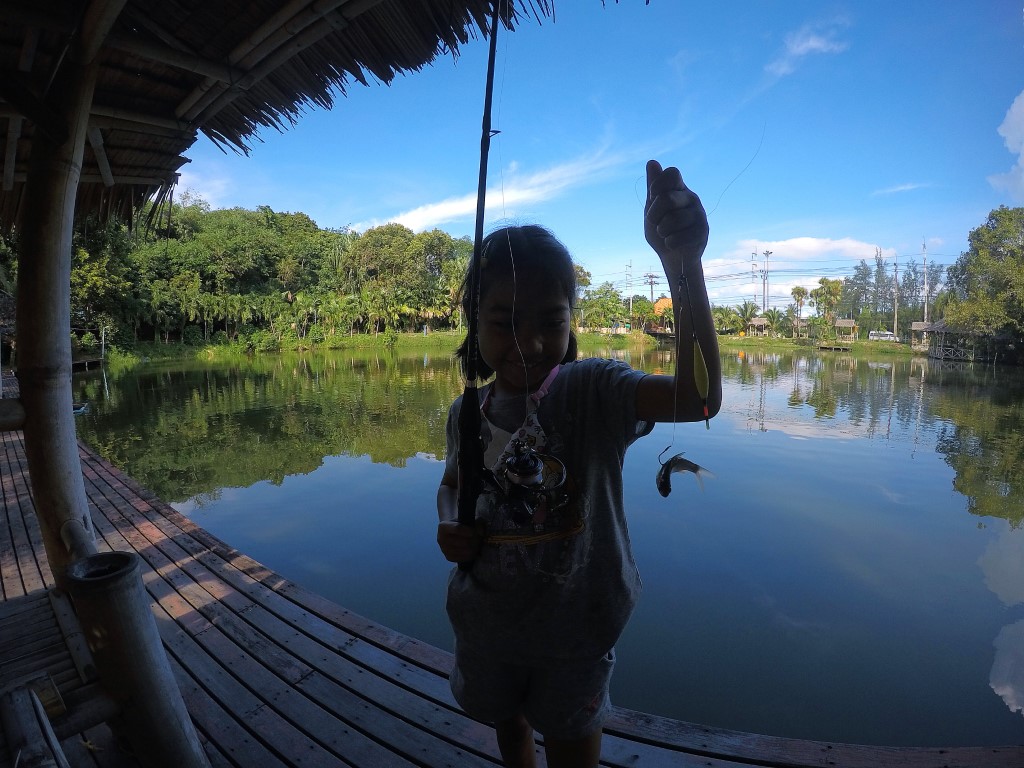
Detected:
[{"left": 1, "top": 430, "right": 1022, "bottom": 767}]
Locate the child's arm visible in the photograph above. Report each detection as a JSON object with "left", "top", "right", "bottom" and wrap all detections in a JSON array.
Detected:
[{"left": 636, "top": 159, "right": 723, "bottom": 424}]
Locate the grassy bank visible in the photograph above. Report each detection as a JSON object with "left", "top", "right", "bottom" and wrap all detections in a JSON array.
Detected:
[
  {"left": 99, "top": 329, "right": 917, "bottom": 374},
  {"left": 716, "top": 334, "right": 917, "bottom": 357}
]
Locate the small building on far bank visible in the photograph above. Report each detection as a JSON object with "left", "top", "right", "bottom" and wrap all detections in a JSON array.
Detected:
[
  {"left": 747, "top": 317, "right": 770, "bottom": 337},
  {"left": 924, "top": 319, "right": 995, "bottom": 362},
  {"left": 835, "top": 318, "right": 857, "bottom": 343}
]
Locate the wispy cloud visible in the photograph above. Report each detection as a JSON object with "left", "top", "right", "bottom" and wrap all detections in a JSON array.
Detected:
[
  {"left": 352, "top": 146, "right": 627, "bottom": 232},
  {"left": 177, "top": 168, "right": 233, "bottom": 209},
  {"left": 871, "top": 182, "right": 928, "bottom": 196},
  {"left": 733, "top": 236, "right": 883, "bottom": 262},
  {"left": 765, "top": 21, "right": 849, "bottom": 78},
  {"left": 989, "top": 89, "right": 1024, "bottom": 203}
]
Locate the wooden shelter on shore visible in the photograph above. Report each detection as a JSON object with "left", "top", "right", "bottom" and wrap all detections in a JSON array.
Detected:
[
  {"left": 922, "top": 319, "right": 997, "bottom": 363},
  {"left": 1, "top": 2, "right": 1022, "bottom": 766}
]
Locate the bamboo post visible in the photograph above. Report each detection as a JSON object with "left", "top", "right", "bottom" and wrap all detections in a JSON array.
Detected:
[
  {"left": 67, "top": 552, "right": 209, "bottom": 768},
  {"left": 16, "top": 53, "right": 101, "bottom": 580}
]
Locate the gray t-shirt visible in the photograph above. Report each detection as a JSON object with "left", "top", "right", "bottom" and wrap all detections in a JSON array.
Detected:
[{"left": 444, "top": 357, "right": 653, "bottom": 662}]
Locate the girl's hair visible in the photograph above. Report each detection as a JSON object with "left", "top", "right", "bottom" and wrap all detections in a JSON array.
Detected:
[{"left": 456, "top": 224, "right": 578, "bottom": 380}]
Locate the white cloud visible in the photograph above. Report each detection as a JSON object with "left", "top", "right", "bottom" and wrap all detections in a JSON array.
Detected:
[
  {"left": 979, "top": 528, "right": 1024, "bottom": 607},
  {"left": 988, "top": 89, "right": 1024, "bottom": 203},
  {"left": 765, "top": 22, "right": 849, "bottom": 78},
  {"left": 176, "top": 168, "right": 233, "bottom": 209},
  {"left": 991, "top": 620, "right": 1024, "bottom": 718},
  {"left": 352, "top": 147, "right": 626, "bottom": 233},
  {"left": 732, "top": 236, "right": 884, "bottom": 262},
  {"left": 871, "top": 182, "right": 928, "bottom": 196}
]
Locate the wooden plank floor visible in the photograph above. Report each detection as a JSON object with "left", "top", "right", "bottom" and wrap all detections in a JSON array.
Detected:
[{"left": 1, "top": 429, "right": 1021, "bottom": 767}]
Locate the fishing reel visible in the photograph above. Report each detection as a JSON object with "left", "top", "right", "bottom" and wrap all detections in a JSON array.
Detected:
[{"left": 495, "top": 440, "right": 568, "bottom": 527}]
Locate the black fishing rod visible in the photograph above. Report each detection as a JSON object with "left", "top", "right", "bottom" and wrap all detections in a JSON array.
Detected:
[{"left": 456, "top": 2, "right": 502, "bottom": 567}]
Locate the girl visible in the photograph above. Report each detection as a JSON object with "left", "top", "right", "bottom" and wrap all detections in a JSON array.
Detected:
[{"left": 437, "top": 160, "right": 722, "bottom": 768}]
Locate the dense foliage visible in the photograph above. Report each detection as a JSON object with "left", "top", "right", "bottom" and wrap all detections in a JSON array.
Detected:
[
  {"left": 1, "top": 199, "right": 1021, "bottom": 360},
  {"left": 944, "top": 206, "right": 1024, "bottom": 337}
]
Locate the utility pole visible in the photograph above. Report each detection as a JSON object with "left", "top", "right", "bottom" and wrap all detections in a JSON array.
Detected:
[
  {"left": 643, "top": 271, "right": 658, "bottom": 303},
  {"left": 751, "top": 253, "right": 758, "bottom": 309},
  {"left": 762, "top": 250, "right": 772, "bottom": 310},
  {"left": 921, "top": 240, "right": 928, "bottom": 347},
  {"left": 626, "top": 261, "right": 633, "bottom": 316},
  {"left": 921, "top": 240, "right": 928, "bottom": 324},
  {"left": 893, "top": 258, "right": 900, "bottom": 339},
  {"left": 751, "top": 250, "right": 771, "bottom": 311}
]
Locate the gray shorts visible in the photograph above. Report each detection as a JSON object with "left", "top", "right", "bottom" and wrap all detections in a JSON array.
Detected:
[{"left": 450, "top": 642, "right": 615, "bottom": 741}]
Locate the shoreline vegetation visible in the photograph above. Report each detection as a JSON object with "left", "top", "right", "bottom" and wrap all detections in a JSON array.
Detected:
[{"left": 102, "top": 330, "right": 919, "bottom": 372}]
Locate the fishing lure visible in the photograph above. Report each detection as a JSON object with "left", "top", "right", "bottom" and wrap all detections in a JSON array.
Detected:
[{"left": 656, "top": 451, "right": 713, "bottom": 498}]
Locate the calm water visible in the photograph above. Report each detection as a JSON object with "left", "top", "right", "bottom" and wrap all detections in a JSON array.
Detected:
[{"left": 72, "top": 346, "right": 1024, "bottom": 747}]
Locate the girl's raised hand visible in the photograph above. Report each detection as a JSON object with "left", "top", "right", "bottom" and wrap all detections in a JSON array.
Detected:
[{"left": 644, "top": 160, "right": 709, "bottom": 268}]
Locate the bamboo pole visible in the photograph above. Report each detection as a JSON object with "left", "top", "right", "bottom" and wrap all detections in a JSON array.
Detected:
[
  {"left": 67, "top": 552, "right": 209, "bottom": 768},
  {"left": 16, "top": 54, "right": 101, "bottom": 577}
]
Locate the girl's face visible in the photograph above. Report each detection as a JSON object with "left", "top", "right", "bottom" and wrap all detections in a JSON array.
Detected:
[{"left": 477, "top": 270, "right": 571, "bottom": 397}]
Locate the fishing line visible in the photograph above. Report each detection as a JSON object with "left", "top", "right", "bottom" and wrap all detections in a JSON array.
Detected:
[
  {"left": 491, "top": 0, "right": 532, "bottom": 415},
  {"left": 707, "top": 119, "right": 766, "bottom": 216}
]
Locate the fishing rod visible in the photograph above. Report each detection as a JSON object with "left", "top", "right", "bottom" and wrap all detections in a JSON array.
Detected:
[{"left": 456, "top": 1, "right": 502, "bottom": 566}]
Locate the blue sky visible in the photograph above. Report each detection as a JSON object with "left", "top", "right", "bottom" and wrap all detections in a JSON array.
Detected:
[{"left": 180, "top": 1, "right": 1024, "bottom": 310}]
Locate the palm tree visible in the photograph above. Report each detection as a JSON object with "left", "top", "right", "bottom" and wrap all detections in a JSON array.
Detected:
[
  {"left": 712, "top": 305, "right": 740, "bottom": 335},
  {"left": 790, "top": 286, "right": 806, "bottom": 335},
  {"left": 735, "top": 300, "right": 760, "bottom": 333},
  {"left": 764, "top": 308, "right": 784, "bottom": 337}
]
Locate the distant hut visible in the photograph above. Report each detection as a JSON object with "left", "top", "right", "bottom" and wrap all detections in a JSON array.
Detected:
[
  {"left": 925, "top": 319, "right": 995, "bottom": 362},
  {"left": 910, "top": 321, "right": 930, "bottom": 352},
  {"left": 792, "top": 317, "right": 809, "bottom": 339},
  {"left": 747, "top": 317, "right": 770, "bottom": 337},
  {"left": 835, "top": 318, "right": 858, "bottom": 343}
]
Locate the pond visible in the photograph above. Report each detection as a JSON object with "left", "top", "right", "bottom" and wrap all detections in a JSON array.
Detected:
[{"left": 72, "top": 345, "right": 1024, "bottom": 748}]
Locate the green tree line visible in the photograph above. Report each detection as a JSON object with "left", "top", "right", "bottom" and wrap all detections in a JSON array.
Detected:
[{"left": 0, "top": 198, "right": 1020, "bottom": 360}]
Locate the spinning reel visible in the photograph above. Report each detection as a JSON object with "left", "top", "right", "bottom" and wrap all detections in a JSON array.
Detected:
[{"left": 494, "top": 440, "right": 568, "bottom": 526}]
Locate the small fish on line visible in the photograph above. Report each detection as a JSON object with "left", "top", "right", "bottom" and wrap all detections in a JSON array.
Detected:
[{"left": 656, "top": 452, "right": 714, "bottom": 497}]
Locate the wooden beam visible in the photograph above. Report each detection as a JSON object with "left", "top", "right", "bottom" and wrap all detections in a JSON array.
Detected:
[
  {"left": 89, "top": 103, "right": 194, "bottom": 133},
  {"left": 2, "top": 116, "right": 21, "bottom": 192},
  {"left": 77, "top": 0, "right": 129, "bottom": 63},
  {"left": 0, "top": 104, "right": 195, "bottom": 139},
  {"left": 2, "top": 29, "right": 38, "bottom": 192},
  {"left": 86, "top": 127, "right": 114, "bottom": 187},
  {"left": 105, "top": 31, "right": 244, "bottom": 83},
  {"left": 10, "top": 171, "right": 182, "bottom": 187},
  {"left": 88, "top": 112, "right": 195, "bottom": 140}
]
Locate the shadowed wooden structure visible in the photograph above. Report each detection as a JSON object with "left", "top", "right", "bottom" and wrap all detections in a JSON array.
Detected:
[{"left": 1, "top": 2, "right": 1023, "bottom": 766}]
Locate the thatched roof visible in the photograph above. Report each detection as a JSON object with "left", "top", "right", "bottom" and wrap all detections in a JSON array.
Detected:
[
  {"left": 0, "top": 0, "right": 552, "bottom": 229},
  {"left": 835, "top": 318, "right": 856, "bottom": 328}
]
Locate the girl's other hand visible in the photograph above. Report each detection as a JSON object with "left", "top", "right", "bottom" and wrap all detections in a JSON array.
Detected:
[
  {"left": 644, "top": 159, "right": 709, "bottom": 267},
  {"left": 437, "top": 520, "right": 484, "bottom": 563}
]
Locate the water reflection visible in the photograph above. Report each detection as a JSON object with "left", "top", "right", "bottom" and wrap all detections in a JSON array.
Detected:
[
  {"left": 71, "top": 347, "right": 1024, "bottom": 746},
  {"left": 979, "top": 528, "right": 1024, "bottom": 720}
]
